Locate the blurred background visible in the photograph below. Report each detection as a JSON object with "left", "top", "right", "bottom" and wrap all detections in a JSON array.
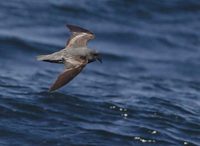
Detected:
[{"left": 0, "top": 0, "right": 200, "bottom": 146}]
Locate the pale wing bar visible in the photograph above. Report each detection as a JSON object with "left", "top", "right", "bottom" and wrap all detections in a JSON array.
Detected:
[
  {"left": 49, "top": 64, "right": 85, "bottom": 91},
  {"left": 66, "top": 24, "right": 95, "bottom": 48},
  {"left": 49, "top": 58, "right": 88, "bottom": 92}
]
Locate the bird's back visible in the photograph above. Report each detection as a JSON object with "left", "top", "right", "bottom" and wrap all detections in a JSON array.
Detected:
[{"left": 64, "top": 47, "right": 91, "bottom": 57}]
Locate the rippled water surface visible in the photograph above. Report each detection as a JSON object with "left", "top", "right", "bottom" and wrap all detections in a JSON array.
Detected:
[{"left": 0, "top": 0, "right": 200, "bottom": 146}]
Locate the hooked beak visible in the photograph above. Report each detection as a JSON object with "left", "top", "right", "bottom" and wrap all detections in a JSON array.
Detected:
[{"left": 96, "top": 55, "right": 102, "bottom": 63}]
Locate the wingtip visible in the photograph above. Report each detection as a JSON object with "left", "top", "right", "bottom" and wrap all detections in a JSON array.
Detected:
[
  {"left": 48, "top": 86, "right": 56, "bottom": 92},
  {"left": 48, "top": 89, "right": 55, "bottom": 93},
  {"left": 66, "top": 24, "right": 93, "bottom": 35}
]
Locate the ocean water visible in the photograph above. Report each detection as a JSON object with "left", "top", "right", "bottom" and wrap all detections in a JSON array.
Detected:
[{"left": 0, "top": 0, "right": 200, "bottom": 145}]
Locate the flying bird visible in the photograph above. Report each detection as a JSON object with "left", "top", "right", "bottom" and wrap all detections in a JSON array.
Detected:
[{"left": 37, "top": 24, "right": 102, "bottom": 92}]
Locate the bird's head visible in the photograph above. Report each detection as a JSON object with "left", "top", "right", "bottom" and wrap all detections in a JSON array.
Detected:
[{"left": 88, "top": 50, "right": 102, "bottom": 63}]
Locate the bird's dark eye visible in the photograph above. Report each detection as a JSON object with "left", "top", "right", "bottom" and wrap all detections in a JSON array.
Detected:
[
  {"left": 93, "top": 53, "right": 98, "bottom": 56},
  {"left": 80, "top": 56, "right": 86, "bottom": 59}
]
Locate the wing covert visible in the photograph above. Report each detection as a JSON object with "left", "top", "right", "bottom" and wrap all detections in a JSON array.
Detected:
[
  {"left": 49, "top": 58, "right": 88, "bottom": 92},
  {"left": 65, "top": 24, "right": 95, "bottom": 48}
]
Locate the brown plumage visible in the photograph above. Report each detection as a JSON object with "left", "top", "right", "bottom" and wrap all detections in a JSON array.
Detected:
[
  {"left": 37, "top": 24, "right": 102, "bottom": 92},
  {"left": 66, "top": 24, "right": 95, "bottom": 48},
  {"left": 49, "top": 59, "right": 88, "bottom": 92}
]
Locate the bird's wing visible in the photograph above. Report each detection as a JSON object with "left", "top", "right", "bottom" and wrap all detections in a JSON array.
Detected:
[
  {"left": 65, "top": 24, "right": 95, "bottom": 48},
  {"left": 49, "top": 57, "right": 88, "bottom": 92}
]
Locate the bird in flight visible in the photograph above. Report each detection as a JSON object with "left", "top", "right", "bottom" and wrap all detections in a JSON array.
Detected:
[{"left": 37, "top": 24, "right": 102, "bottom": 92}]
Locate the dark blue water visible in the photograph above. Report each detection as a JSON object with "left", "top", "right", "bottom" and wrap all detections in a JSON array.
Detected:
[{"left": 0, "top": 0, "right": 200, "bottom": 145}]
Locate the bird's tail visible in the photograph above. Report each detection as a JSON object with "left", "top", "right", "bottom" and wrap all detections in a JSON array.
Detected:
[
  {"left": 36, "top": 55, "right": 49, "bottom": 61},
  {"left": 36, "top": 54, "right": 63, "bottom": 64}
]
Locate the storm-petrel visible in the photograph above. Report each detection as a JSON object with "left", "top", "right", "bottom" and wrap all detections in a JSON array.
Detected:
[{"left": 37, "top": 24, "right": 102, "bottom": 92}]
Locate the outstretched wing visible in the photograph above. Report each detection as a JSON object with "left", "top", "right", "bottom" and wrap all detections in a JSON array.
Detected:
[
  {"left": 49, "top": 58, "right": 88, "bottom": 92},
  {"left": 66, "top": 24, "right": 95, "bottom": 48}
]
